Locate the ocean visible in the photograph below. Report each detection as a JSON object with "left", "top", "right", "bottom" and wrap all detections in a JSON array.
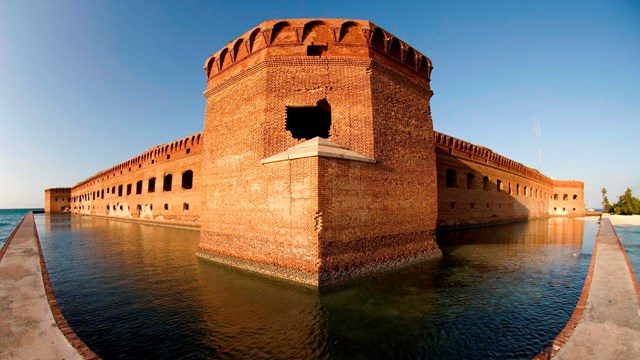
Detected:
[{"left": 0, "top": 208, "right": 43, "bottom": 248}]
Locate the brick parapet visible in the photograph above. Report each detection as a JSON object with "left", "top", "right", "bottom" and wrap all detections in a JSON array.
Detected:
[
  {"left": 434, "top": 131, "right": 553, "bottom": 185},
  {"left": 73, "top": 132, "right": 203, "bottom": 190},
  {"left": 204, "top": 19, "right": 432, "bottom": 90}
]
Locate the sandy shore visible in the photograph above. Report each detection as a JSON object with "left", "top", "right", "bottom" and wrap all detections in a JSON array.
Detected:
[{"left": 604, "top": 214, "right": 640, "bottom": 226}]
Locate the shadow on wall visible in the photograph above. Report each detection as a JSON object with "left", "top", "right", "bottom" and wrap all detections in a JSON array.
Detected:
[{"left": 435, "top": 147, "right": 553, "bottom": 229}]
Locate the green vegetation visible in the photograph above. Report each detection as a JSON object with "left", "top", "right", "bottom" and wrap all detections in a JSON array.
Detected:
[{"left": 602, "top": 187, "right": 640, "bottom": 215}]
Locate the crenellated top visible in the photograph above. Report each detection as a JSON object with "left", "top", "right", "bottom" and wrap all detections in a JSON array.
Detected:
[
  {"left": 434, "top": 131, "right": 556, "bottom": 185},
  {"left": 552, "top": 180, "right": 584, "bottom": 188},
  {"left": 203, "top": 19, "right": 433, "bottom": 83},
  {"left": 73, "top": 132, "right": 204, "bottom": 190}
]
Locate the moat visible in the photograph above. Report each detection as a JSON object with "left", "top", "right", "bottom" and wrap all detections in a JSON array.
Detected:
[{"left": 35, "top": 214, "right": 597, "bottom": 359}]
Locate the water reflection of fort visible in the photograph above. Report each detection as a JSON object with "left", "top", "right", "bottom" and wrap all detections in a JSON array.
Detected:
[{"left": 38, "top": 214, "right": 591, "bottom": 359}]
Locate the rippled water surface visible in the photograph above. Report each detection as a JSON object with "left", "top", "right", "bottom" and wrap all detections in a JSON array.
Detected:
[
  {"left": 614, "top": 224, "right": 640, "bottom": 281},
  {"left": 36, "top": 215, "right": 598, "bottom": 359},
  {"left": 0, "top": 208, "right": 41, "bottom": 247}
]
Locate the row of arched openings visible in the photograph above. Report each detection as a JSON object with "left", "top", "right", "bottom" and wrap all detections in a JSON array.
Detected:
[
  {"left": 445, "top": 168, "right": 550, "bottom": 200},
  {"left": 74, "top": 170, "right": 194, "bottom": 202}
]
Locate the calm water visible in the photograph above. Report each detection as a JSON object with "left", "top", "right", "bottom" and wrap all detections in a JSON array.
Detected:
[
  {"left": 614, "top": 224, "right": 640, "bottom": 281},
  {"left": 0, "top": 208, "right": 42, "bottom": 247},
  {"left": 34, "top": 214, "right": 598, "bottom": 359}
]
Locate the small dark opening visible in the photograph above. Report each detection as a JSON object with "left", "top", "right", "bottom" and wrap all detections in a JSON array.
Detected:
[
  {"left": 182, "top": 170, "right": 193, "bottom": 190},
  {"left": 166, "top": 154, "right": 171, "bottom": 160},
  {"left": 285, "top": 99, "right": 331, "bottom": 140},
  {"left": 136, "top": 181, "right": 142, "bottom": 195},
  {"left": 126, "top": 184, "right": 132, "bottom": 196},
  {"left": 466, "top": 173, "right": 475, "bottom": 189},
  {"left": 183, "top": 202, "right": 190, "bottom": 211},
  {"left": 117, "top": 186, "right": 122, "bottom": 197},
  {"left": 164, "top": 203, "right": 169, "bottom": 210},
  {"left": 148, "top": 178, "right": 156, "bottom": 193},
  {"left": 307, "top": 44, "right": 327, "bottom": 56},
  {"left": 446, "top": 169, "right": 457, "bottom": 188},
  {"left": 163, "top": 174, "right": 172, "bottom": 192},
  {"left": 186, "top": 148, "right": 191, "bottom": 154}
]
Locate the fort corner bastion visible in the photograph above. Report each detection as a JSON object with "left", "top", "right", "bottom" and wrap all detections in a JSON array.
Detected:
[{"left": 45, "top": 19, "right": 585, "bottom": 287}]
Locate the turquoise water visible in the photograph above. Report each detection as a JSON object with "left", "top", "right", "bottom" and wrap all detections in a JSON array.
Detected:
[
  {"left": 614, "top": 224, "right": 640, "bottom": 281},
  {"left": 34, "top": 214, "right": 598, "bottom": 359},
  {"left": 0, "top": 208, "right": 42, "bottom": 247}
]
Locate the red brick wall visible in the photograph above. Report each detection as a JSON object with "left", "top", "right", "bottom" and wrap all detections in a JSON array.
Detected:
[
  {"left": 435, "top": 132, "right": 585, "bottom": 228},
  {"left": 199, "top": 19, "right": 438, "bottom": 285},
  {"left": 69, "top": 133, "right": 203, "bottom": 227},
  {"left": 44, "top": 188, "right": 71, "bottom": 213}
]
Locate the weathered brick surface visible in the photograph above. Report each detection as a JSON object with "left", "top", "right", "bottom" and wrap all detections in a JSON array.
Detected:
[
  {"left": 44, "top": 188, "right": 71, "bottom": 213},
  {"left": 435, "top": 132, "right": 585, "bottom": 228},
  {"left": 65, "top": 133, "right": 203, "bottom": 227}
]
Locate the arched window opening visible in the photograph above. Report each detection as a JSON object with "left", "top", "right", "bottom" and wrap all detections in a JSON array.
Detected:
[
  {"left": 496, "top": 179, "right": 502, "bottom": 192},
  {"left": 563, "top": 194, "right": 569, "bottom": 201},
  {"left": 516, "top": 184, "right": 520, "bottom": 195},
  {"left": 524, "top": 186, "right": 527, "bottom": 197},
  {"left": 118, "top": 185, "right": 123, "bottom": 197},
  {"left": 163, "top": 174, "right": 173, "bottom": 192},
  {"left": 446, "top": 169, "right": 457, "bottom": 188},
  {"left": 136, "top": 181, "right": 142, "bottom": 195},
  {"left": 572, "top": 194, "right": 578, "bottom": 200},
  {"left": 126, "top": 184, "right": 131, "bottom": 196},
  {"left": 164, "top": 203, "right": 169, "bottom": 210},
  {"left": 112, "top": 186, "right": 115, "bottom": 194},
  {"left": 370, "top": 27, "right": 385, "bottom": 52},
  {"left": 483, "top": 176, "right": 490, "bottom": 191},
  {"left": 466, "top": 173, "right": 475, "bottom": 189},
  {"left": 148, "top": 178, "right": 156, "bottom": 193},
  {"left": 553, "top": 193, "right": 559, "bottom": 200},
  {"left": 508, "top": 183, "right": 512, "bottom": 195},
  {"left": 182, "top": 170, "right": 193, "bottom": 190},
  {"left": 101, "top": 189, "right": 104, "bottom": 199},
  {"left": 285, "top": 99, "right": 331, "bottom": 140}
]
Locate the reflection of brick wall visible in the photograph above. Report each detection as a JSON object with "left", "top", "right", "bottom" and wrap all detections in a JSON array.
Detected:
[
  {"left": 435, "top": 132, "right": 585, "bottom": 228},
  {"left": 68, "top": 133, "right": 203, "bottom": 227},
  {"left": 44, "top": 188, "right": 71, "bottom": 213}
]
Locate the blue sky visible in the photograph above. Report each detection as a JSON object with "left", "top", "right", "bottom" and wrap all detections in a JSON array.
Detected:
[{"left": 0, "top": 0, "right": 638, "bottom": 208}]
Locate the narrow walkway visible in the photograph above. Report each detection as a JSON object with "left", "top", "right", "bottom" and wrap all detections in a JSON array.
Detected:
[
  {"left": 553, "top": 218, "right": 640, "bottom": 359},
  {"left": 0, "top": 213, "right": 93, "bottom": 359}
]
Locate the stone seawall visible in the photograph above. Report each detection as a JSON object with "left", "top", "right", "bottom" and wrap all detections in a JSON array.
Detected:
[
  {"left": 0, "top": 212, "right": 98, "bottom": 359},
  {"left": 535, "top": 217, "right": 640, "bottom": 359}
]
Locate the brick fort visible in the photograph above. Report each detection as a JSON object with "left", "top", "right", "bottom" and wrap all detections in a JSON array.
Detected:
[{"left": 45, "top": 19, "right": 585, "bottom": 286}]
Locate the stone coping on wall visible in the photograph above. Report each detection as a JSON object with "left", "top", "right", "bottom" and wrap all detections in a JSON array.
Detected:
[
  {"left": 0, "top": 212, "right": 99, "bottom": 359},
  {"left": 260, "top": 137, "right": 376, "bottom": 164},
  {"left": 534, "top": 217, "right": 640, "bottom": 359}
]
